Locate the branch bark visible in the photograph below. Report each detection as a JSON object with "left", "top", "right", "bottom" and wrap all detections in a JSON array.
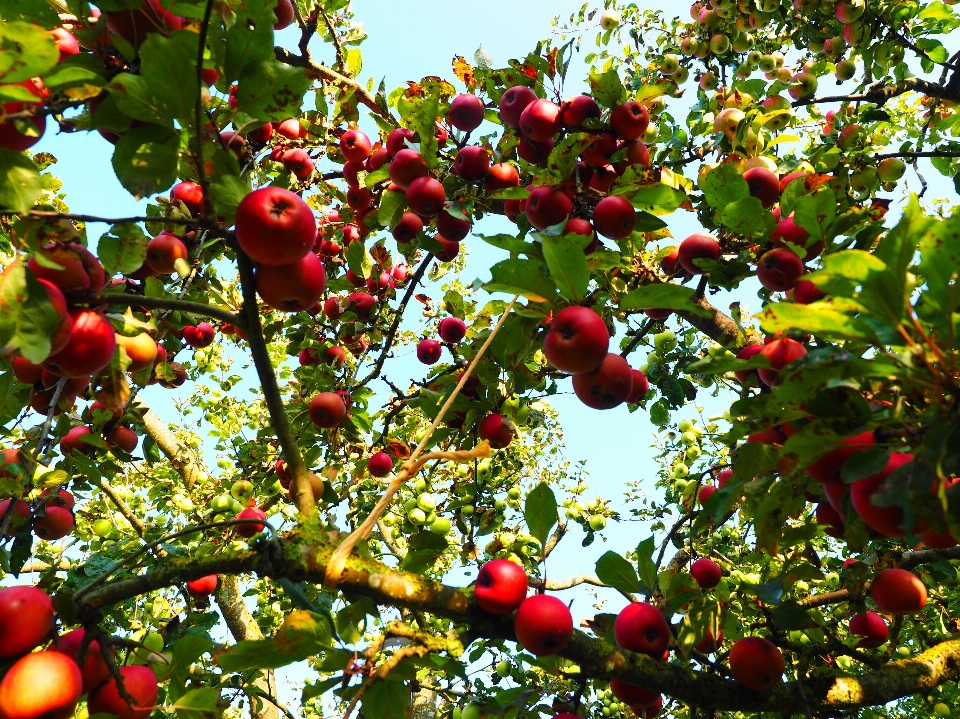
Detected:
[
  {"left": 792, "top": 77, "right": 960, "bottom": 108},
  {"left": 88, "top": 294, "right": 242, "bottom": 328},
  {"left": 136, "top": 398, "right": 208, "bottom": 490}
]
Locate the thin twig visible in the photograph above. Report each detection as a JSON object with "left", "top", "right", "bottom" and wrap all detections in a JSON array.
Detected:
[{"left": 86, "top": 293, "right": 241, "bottom": 327}]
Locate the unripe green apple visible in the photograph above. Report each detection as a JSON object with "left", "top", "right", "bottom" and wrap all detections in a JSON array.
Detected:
[
  {"left": 933, "top": 702, "right": 951, "bottom": 718},
  {"left": 507, "top": 487, "right": 521, "bottom": 499},
  {"left": 230, "top": 480, "right": 254, "bottom": 500},
  {"left": 673, "top": 66, "right": 689, "bottom": 84},
  {"left": 660, "top": 54, "right": 681, "bottom": 74},
  {"left": 565, "top": 507, "right": 579, "bottom": 519},
  {"left": 672, "top": 464, "right": 689, "bottom": 479},
  {"left": 477, "top": 459, "right": 492, "bottom": 480},
  {"left": 403, "top": 497, "right": 417, "bottom": 512},
  {"left": 429, "top": 517, "right": 451, "bottom": 534},
  {"left": 654, "top": 330, "right": 677, "bottom": 350},
  {"left": 417, "top": 493, "right": 437, "bottom": 511},
  {"left": 495, "top": 660, "right": 511, "bottom": 677},
  {"left": 414, "top": 478, "right": 428, "bottom": 493},
  {"left": 732, "top": 32, "right": 754, "bottom": 52},
  {"left": 835, "top": 59, "right": 857, "bottom": 81},
  {"left": 709, "top": 34, "right": 730, "bottom": 54},
  {"left": 758, "top": 54, "right": 777, "bottom": 72},
  {"left": 588, "top": 514, "right": 607, "bottom": 530},
  {"left": 461, "top": 505, "right": 475, "bottom": 516},
  {"left": 599, "top": 9, "right": 621, "bottom": 30},
  {"left": 93, "top": 518, "right": 115, "bottom": 538},
  {"left": 408, "top": 507, "right": 427, "bottom": 524},
  {"left": 641, "top": 124, "right": 658, "bottom": 143},
  {"left": 680, "top": 37, "right": 699, "bottom": 55},
  {"left": 494, "top": 498, "right": 507, "bottom": 511},
  {"left": 678, "top": 419, "right": 694, "bottom": 431},
  {"left": 877, "top": 157, "right": 906, "bottom": 182}
]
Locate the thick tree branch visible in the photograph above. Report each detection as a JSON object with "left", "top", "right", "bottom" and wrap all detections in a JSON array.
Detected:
[
  {"left": 273, "top": 47, "right": 396, "bottom": 126},
  {"left": 235, "top": 249, "right": 316, "bottom": 515},
  {"left": 23, "top": 210, "right": 218, "bottom": 230},
  {"left": 792, "top": 77, "right": 960, "bottom": 108},
  {"left": 71, "top": 530, "right": 960, "bottom": 714},
  {"left": 87, "top": 294, "right": 242, "bottom": 328},
  {"left": 136, "top": 398, "right": 208, "bottom": 490},
  {"left": 677, "top": 296, "right": 741, "bottom": 345}
]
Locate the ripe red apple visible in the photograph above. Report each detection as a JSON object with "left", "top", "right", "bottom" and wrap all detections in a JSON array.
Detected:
[
  {"left": 55, "top": 628, "right": 112, "bottom": 693},
  {"left": 282, "top": 148, "right": 314, "bottom": 180},
  {"left": 695, "top": 628, "right": 723, "bottom": 654},
  {"left": 0, "top": 651, "right": 83, "bottom": 719},
  {"left": 186, "top": 574, "right": 219, "bottom": 597},
  {"left": 105, "top": 0, "right": 185, "bottom": 48},
  {"left": 0, "top": 585, "right": 55, "bottom": 657},
  {"left": 772, "top": 216, "right": 823, "bottom": 259},
  {"left": 742, "top": 167, "right": 780, "bottom": 208},
  {"left": 256, "top": 252, "right": 326, "bottom": 312},
  {"left": 340, "top": 130, "right": 372, "bottom": 162},
  {"left": 406, "top": 177, "right": 446, "bottom": 217},
  {"left": 610, "top": 679, "right": 659, "bottom": 708},
  {"left": 325, "top": 346, "right": 347, "bottom": 366},
  {"left": 806, "top": 430, "right": 875, "bottom": 484},
  {"left": 51, "top": 27, "right": 80, "bottom": 62},
  {"left": 417, "top": 339, "right": 443, "bottom": 364},
  {"left": 817, "top": 501, "right": 845, "bottom": 538},
  {"left": 747, "top": 426, "right": 787, "bottom": 446},
  {"left": 793, "top": 279, "right": 827, "bottom": 304},
  {"left": 729, "top": 637, "right": 784, "bottom": 691},
  {"left": 455, "top": 145, "right": 490, "bottom": 181},
  {"left": 88, "top": 664, "right": 159, "bottom": 719},
  {"left": 145, "top": 232, "right": 188, "bottom": 275},
  {"left": 0, "top": 79, "right": 47, "bottom": 152},
  {"left": 448, "top": 94, "right": 485, "bottom": 131},
  {"left": 478, "top": 413, "right": 514, "bottom": 449},
  {"left": 850, "top": 453, "right": 916, "bottom": 537},
  {"left": 757, "top": 248, "right": 804, "bottom": 292},
  {"left": 613, "top": 139, "right": 651, "bottom": 173},
  {"left": 60, "top": 426, "right": 94, "bottom": 457},
  {"left": 27, "top": 243, "right": 105, "bottom": 296},
  {"left": 517, "top": 136, "right": 553, "bottom": 164},
  {"left": 309, "top": 392, "right": 346, "bottom": 428},
  {"left": 11, "top": 356, "right": 43, "bottom": 385},
  {"left": 234, "top": 506, "right": 267, "bottom": 538},
  {"left": 170, "top": 181, "right": 204, "bottom": 216},
  {"left": 485, "top": 163, "right": 521, "bottom": 192},
  {"left": 526, "top": 186, "right": 573, "bottom": 230},
  {"left": 614, "top": 602, "right": 671, "bottom": 657},
  {"left": 543, "top": 306, "right": 609, "bottom": 373},
  {"left": 437, "top": 209, "right": 471, "bottom": 242},
  {"left": 368, "top": 451, "right": 393, "bottom": 478},
  {"left": 871, "top": 568, "right": 927, "bottom": 614},
  {"left": 611, "top": 102, "right": 650, "bottom": 140},
  {"left": 560, "top": 94, "right": 601, "bottom": 128},
  {"left": 392, "top": 211, "right": 423, "bottom": 243},
  {"left": 677, "top": 233, "right": 721, "bottom": 275},
  {"left": 346, "top": 292, "right": 377, "bottom": 320},
  {"left": 346, "top": 186, "right": 373, "bottom": 212},
  {"left": 581, "top": 131, "right": 619, "bottom": 166},
  {"left": 499, "top": 86, "right": 538, "bottom": 127},
  {"left": 386, "top": 127, "right": 416, "bottom": 156},
  {"left": 0, "top": 499, "right": 30, "bottom": 535},
  {"left": 366, "top": 147, "right": 389, "bottom": 171},
  {"left": 438, "top": 317, "right": 466, "bottom": 343},
  {"left": 475, "top": 559, "right": 528, "bottom": 614},
  {"left": 593, "top": 196, "right": 636, "bottom": 240},
  {"left": 44, "top": 309, "right": 116, "bottom": 378},
  {"left": 513, "top": 594, "right": 572, "bottom": 655},
  {"left": 183, "top": 322, "right": 215, "bottom": 348},
  {"left": 572, "top": 352, "right": 634, "bottom": 409},
  {"left": 235, "top": 187, "right": 316, "bottom": 267},
  {"left": 849, "top": 610, "right": 888, "bottom": 648},
  {"left": 519, "top": 99, "right": 561, "bottom": 142},
  {"left": 247, "top": 122, "right": 273, "bottom": 143},
  {"left": 107, "top": 426, "right": 139, "bottom": 453},
  {"left": 691, "top": 558, "right": 722, "bottom": 589},
  {"left": 733, "top": 344, "right": 764, "bottom": 384},
  {"left": 625, "top": 369, "right": 649, "bottom": 404},
  {"left": 389, "top": 149, "right": 428, "bottom": 190},
  {"left": 757, "top": 337, "right": 806, "bottom": 386}
]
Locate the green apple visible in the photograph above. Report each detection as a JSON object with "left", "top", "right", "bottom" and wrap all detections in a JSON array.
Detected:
[
  {"left": 494, "top": 498, "right": 507, "bottom": 511},
  {"left": 588, "top": 514, "right": 607, "bottom": 530},
  {"left": 417, "top": 493, "right": 437, "bottom": 511},
  {"left": 507, "top": 487, "right": 521, "bottom": 499},
  {"left": 599, "top": 9, "right": 621, "bottom": 30},
  {"left": 230, "top": 480, "right": 254, "bottom": 500},
  {"left": 495, "top": 660, "right": 511, "bottom": 677},
  {"left": 408, "top": 507, "right": 427, "bottom": 524},
  {"left": 461, "top": 505, "right": 475, "bottom": 516},
  {"left": 429, "top": 517, "right": 451, "bottom": 534},
  {"left": 654, "top": 330, "right": 677, "bottom": 351},
  {"left": 92, "top": 518, "right": 115, "bottom": 538},
  {"left": 877, "top": 157, "right": 906, "bottom": 182},
  {"left": 660, "top": 54, "right": 681, "bottom": 74},
  {"left": 678, "top": 419, "right": 694, "bottom": 431},
  {"left": 933, "top": 703, "right": 951, "bottom": 718}
]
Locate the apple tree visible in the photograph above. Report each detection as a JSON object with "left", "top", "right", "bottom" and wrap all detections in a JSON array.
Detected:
[{"left": 0, "top": 0, "right": 958, "bottom": 718}]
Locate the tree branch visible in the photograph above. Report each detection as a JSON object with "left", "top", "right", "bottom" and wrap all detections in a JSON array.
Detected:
[
  {"left": 792, "top": 77, "right": 960, "bottom": 108},
  {"left": 87, "top": 294, "right": 242, "bottom": 328},
  {"left": 23, "top": 211, "right": 216, "bottom": 230},
  {"left": 135, "top": 398, "right": 209, "bottom": 490}
]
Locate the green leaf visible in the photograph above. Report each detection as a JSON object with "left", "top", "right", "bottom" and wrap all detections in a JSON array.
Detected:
[
  {"left": 346, "top": 240, "right": 374, "bottom": 279},
  {"left": 215, "top": 610, "right": 331, "bottom": 671},
  {"left": 772, "top": 600, "right": 818, "bottom": 630},
  {"left": 488, "top": 186, "right": 530, "bottom": 200},
  {"left": 172, "top": 688, "right": 222, "bottom": 719},
  {"left": 2, "top": 0, "right": 60, "bottom": 23},
  {"left": 224, "top": 0, "right": 275, "bottom": 81},
  {"left": 793, "top": 188, "right": 836, "bottom": 243},
  {"left": 619, "top": 283, "right": 713, "bottom": 317},
  {"left": 0, "top": 148, "right": 41, "bottom": 213},
  {"left": 139, "top": 33, "right": 200, "bottom": 123},
  {"left": 377, "top": 190, "right": 406, "bottom": 228},
  {"left": 524, "top": 482, "right": 558, "bottom": 547},
  {"left": 406, "top": 94, "right": 441, "bottom": 171},
  {"left": 360, "top": 677, "right": 408, "bottom": 719},
  {"left": 634, "top": 210, "right": 667, "bottom": 232},
  {"left": 635, "top": 536, "right": 657, "bottom": 591},
  {"left": 476, "top": 233, "right": 541, "bottom": 257},
  {"left": 112, "top": 125, "right": 180, "bottom": 199},
  {"left": 0, "top": 261, "right": 61, "bottom": 363},
  {"left": 541, "top": 234, "right": 589, "bottom": 302},
  {"left": 165, "top": 634, "right": 214, "bottom": 680},
  {"left": 400, "top": 530, "right": 448, "bottom": 573},
  {"left": 364, "top": 168, "right": 390, "bottom": 188},
  {"left": 484, "top": 258, "right": 556, "bottom": 302},
  {"left": 0, "top": 22, "right": 58, "bottom": 84},
  {"left": 622, "top": 183, "right": 688, "bottom": 214},
  {"left": 719, "top": 197, "right": 771, "bottom": 238},
  {"left": 209, "top": 150, "right": 247, "bottom": 223},
  {"left": 588, "top": 67, "right": 625, "bottom": 108},
  {"left": 236, "top": 60, "right": 312, "bottom": 122},
  {"left": 758, "top": 299, "right": 878, "bottom": 342},
  {"left": 595, "top": 551, "right": 642, "bottom": 594},
  {"left": 840, "top": 448, "right": 890, "bottom": 483},
  {"left": 676, "top": 597, "right": 720, "bottom": 658},
  {"left": 98, "top": 224, "right": 149, "bottom": 276},
  {"left": 702, "top": 163, "right": 749, "bottom": 209}
]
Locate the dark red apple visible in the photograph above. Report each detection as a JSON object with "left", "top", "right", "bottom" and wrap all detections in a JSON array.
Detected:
[
  {"left": 691, "top": 558, "right": 722, "bottom": 589},
  {"left": 485, "top": 163, "right": 521, "bottom": 192},
  {"left": 793, "top": 279, "right": 827, "bottom": 304},
  {"left": 677, "top": 233, "right": 721, "bottom": 275},
  {"left": 849, "top": 610, "right": 888, "bottom": 648},
  {"left": 235, "top": 187, "right": 316, "bottom": 267},
  {"left": 437, "top": 209, "right": 471, "bottom": 242},
  {"left": 611, "top": 101, "right": 650, "bottom": 140},
  {"left": 871, "top": 568, "right": 927, "bottom": 615},
  {"left": 734, "top": 344, "right": 764, "bottom": 384},
  {"left": 438, "top": 317, "right": 467, "bottom": 343},
  {"left": 478, "top": 413, "right": 513, "bottom": 449},
  {"left": 104, "top": 0, "right": 185, "bottom": 48},
  {"left": 625, "top": 369, "right": 649, "bottom": 404},
  {"left": 560, "top": 95, "right": 601, "bottom": 128},
  {"left": 45, "top": 310, "right": 116, "bottom": 379},
  {"left": 728, "top": 637, "right": 784, "bottom": 691},
  {"left": 368, "top": 451, "right": 393, "bottom": 478},
  {"left": 743, "top": 167, "right": 780, "bottom": 208},
  {"left": 388, "top": 149, "right": 428, "bottom": 190},
  {"left": 234, "top": 506, "right": 267, "bottom": 538},
  {"left": 572, "top": 352, "right": 634, "bottom": 409},
  {"left": 806, "top": 431, "right": 875, "bottom": 484},
  {"left": 449, "top": 94, "right": 485, "bottom": 131},
  {"left": 757, "top": 337, "right": 806, "bottom": 386},
  {"left": 519, "top": 99, "right": 561, "bottom": 142},
  {"left": 88, "top": 664, "right": 158, "bottom": 719},
  {"left": 386, "top": 127, "right": 416, "bottom": 156},
  {"left": 499, "top": 86, "right": 538, "bottom": 127},
  {"left": 592, "top": 196, "right": 636, "bottom": 240},
  {"left": 183, "top": 322, "right": 215, "bottom": 348},
  {"left": 170, "top": 181, "right": 204, "bottom": 216},
  {"left": 340, "top": 130, "right": 372, "bottom": 162},
  {"left": 455, "top": 145, "right": 490, "bottom": 181},
  {"left": 513, "top": 594, "right": 573, "bottom": 655},
  {"left": 406, "top": 177, "right": 446, "bottom": 217},
  {"left": 282, "top": 148, "right": 315, "bottom": 180},
  {"left": 309, "top": 392, "right": 346, "bottom": 428},
  {"left": 757, "top": 248, "right": 804, "bottom": 292},
  {"left": 392, "top": 211, "right": 423, "bottom": 243},
  {"left": 543, "top": 306, "right": 609, "bottom": 373},
  {"left": 610, "top": 679, "right": 659, "bottom": 708},
  {"left": 614, "top": 602, "right": 671, "bottom": 657},
  {"left": 0, "top": 79, "right": 46, "bottom": 152},
  {"left": 256, "top": 252, "right": 326, "bottom": 312},
  {"left": 417, "top": 339, "right": 443, "bottom": 364},
  {"left": 27, "top": 243, "right": 105, "bottom": 296},
  {"left": 526, "top": 186, "right": 572, "bottom": 230},
  {"left": 850, "top": 453, "right": 916, "bottom": 537},
  {"left": 0, "top": 585, "right": 55, "bottom": 658},
  {"left": 517, "top": 136, "right": 553, "bottom": 164}
]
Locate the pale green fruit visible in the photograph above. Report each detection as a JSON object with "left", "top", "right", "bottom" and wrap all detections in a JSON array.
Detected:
[
  {"left": 589, "top": 515, "right": 607, "bottom": 530},
  {"left": 599, "top": 9, "right": 621, "bottom": 30},
  {"left": 408, "top": 508, "right": 427, "bottom": 524},
  {"left": 230, "top": 480, "right": 254, "bottom": 500},
  {"left": 453, "top": 709, "right": 463, "bottom": 719},
  {"left": 403, "top": 497, "right": 417, "bottom": 512},
  {"left": 672, "top": 464, "right": 690, "bottom": 479},
  {"left": 507, "top": 487, "right": 521, "bottom": 499},
  {"left": 641, "top": 124, "right": 658, "bottom": 143},
  {"left": 424, "top": 511, "right": 437, "bottom": 525},
  {"left": 496, "top": 660, "right": 511, "bottom": 677},
  {"left": 417, "top": 493, "right": 437, "bottom": 511},
  {"left": 429, "top": 517, "right": 451, "bottom": 534},
  {"left": 494, "top": 498, "right": 507, "bottom": 511},
  {"left": 477, "top": 459, "right": 492, "bottom": 480},
  {"left": 678, "top": 418, "right": 694, "bottom": 431},
  {"left": 131, "top": 630, "right": 164, "bottom": 664},
  {"left": 897, "top": 646, "right": 911, "bottom": 656},
  {"left": 565, "top": 507, "right": 579, "bottom": 519},
  {"left": 685, "top": 445, "right": 702, "bottom": 461},
  {"left": 660, "top": 54, "right": 681, "bottom": 74},
  {"left": 680, "top": 431, "right": 698, "bottom": 446},
  {"left": 933, "top": 702, "right": 951, "bottom": 718},
  {"left": 758, "top": 54, "right": 777, "bottom": 72},
  {"left": 461, "top": 505, "right": 475, "bottom": 516},
  {"left": 654, "top": 330, "right": 677, "bottom": 350},
  {"left": 414, "top": 478, "right": 428, "bottom": 493},
  {"left": 673, "top": 66, "right": 690, "bottom": 84},
  {"left": 92, "top": 518, "right": 115, "bottom": 538},
  {"left": 709, "top": 33, "right": 730, "bottom": 54},
  {"left": 877, "top": 157, "right": 906, "bottom": 182}
]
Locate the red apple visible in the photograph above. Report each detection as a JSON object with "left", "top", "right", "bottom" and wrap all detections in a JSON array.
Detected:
[
  {"left": 44, "top": 310, "right": 116, "bottom": 378},
  {"left": 247, "top": 123, "right": 273, "bottom": 143},
  {"left": 691, "top": 558, "right": 722, "bottom": 589},
  {"left": 677, "top": 233, "right": 721, "bottom": 275},
  {"left": 742, "top": 167, "right": 780, "bottom": 208},
  {"left": 871, "top": 568, "right": 927, "bottom": 614},
  {"left": 513, "top": 594, "right": 572, "bottom": 655},
  {"left": 806, "top": 431, "right": 875, "bottom": 484},
  {"left": 519, "top": 99, "right": 561, "bottom": 142},
  {"left": 170, "top": 181, "right": 204, "bottom": 216},
  {"left": 256, "top": 251, "right": 326, "bottom": 312},
  {"left": 51, "top": 27, "right": 80, "bottom": 62},
  {"left": 849, "top": 610, "right": 888, "bottom": 648},
  {"left": 27, "top": 243, "right": 105, "bottom": 296},
  {"left": 581, "top": 131, "right": 619, "bottom": 166},
  {"left": 186, "top": 574, "right": 219, "bottom": 597},
  {"left": 346, "top": 186, "right": 373, "bottom": 211},
  {"left": 0, "top": 79, "right": 46, "bottom": 152},
  {"left": 526, "top": 186, "right": 572, "bottom": 230},
  {"left": 615, "top": 602, "right": 671, "bottom": 657},
  {"left": 145, "top": 232, "right": 188, "bottom": 275},
  {"left": 340, "top": 130, "right": 372, "bottom": 162},
  {"left": 392, "top": 211, "right": 423, "bottom": 243},
  {"left": 625, "top": 369, "right": 649, "bottom": 404},
  {"left": 757, "top": 337, "right": 806, "bottom": 386},
  {"left": 183, "top": 322, "right": 215, "bottom": 349},
  {"left": 793, "top": 279, "right": 827, "bottom": 304},
  {"left": 611, "top": 102, "right": 650, "bottom": 140},
  {"left": 478, "top": 413, "right": 513, "bottom": 449},
  {"left": 88, "top": 664, "right": 158, "bottom": 719},
  {"left": 0, "top": 651, "right": 82, "bottom": 719},
  {"left": 406, "top": 177, "right": 446, "bottom": 217},
  {"left": 276, "top": 118, "right": 302, "bottom": 140},
  {"left": 309, "top": 392, "right": 346, "bottom": 428},
  {"left": 0, "top": 499, "right": 30, "bottom": 535},
  {"left": 475, "top": 559, "right": 528, "bottom": 614},
  {"left": 282, "top": 148, "right": 314, "bottom": 180},
  {"left": 593, "top": 196, "right": 636, "bottom": 240},
  {"left": 235, "top": 187, "right": 315, "bottom": 267},
  {"left": 517, "top": 136, "right": 553, "bottom": 164},
  {"left": 368, "top": 451, "right": 393, "bottom": 478},
  {"left": 485, "top": 163, "right": 520, "bottom": 192},
  {"left": 455, "top": 145, "right": 490, "bottom": 181},
  {"left": 543, "top": 306, "right": 609, "bottom": 373},
  {"left": 234, "top": 506, "right": 267, "bottom": 538},
  {"left": 850, "top": 453, "right": 917, "bottom": 537},
  {"left": 346, "top": 292, "right": 377, "bottom": 320},
  {"left": 417, "top": 339, "right": 443, "bottom": 364},
  {"left": 695, "top": 628, "right": 723, "bottom": 654},
  {"left": 106, "top": 426, "right": 139, "bottom": 453},
  {"left": 33, "top": 505, "right": 75, "bottom": 539},
  {"left": 11, "top": 356, "right": 43, "bottom": 385},
  {"left": 728, "top": 637, "right": 784, "bottom": 691},
  {"left": 437, "top": 209, "right": 471, "bottom": 242},
  {"left": 389, "top": 149, "right": 428, "bottom": 190},
  {"left": 449, "top": 94, "right": 485, "bottom": 131},
  {"left": 105, "top": 0, "right": 185, "bottom": 48},
  {"left": 438, "top": 317, "right": 467, "bottom": 343},
  {"left": 499, "top": 86, "right": 538, "bottom": 127},
  {"left": 757, "top": 248, "right": 804, "bottom": 292},
  {"left": 55, "top": 628, "right": 113, "bottom": 693},
  {"left": 772, "top": 215, "right": 822, "bottom": 259},
  {"left": 560, "top": 95, "right": 601, "bottom": 128},
  {"left": 613, "top": 139, "right": 651, "bottom": 173},
  {"left": 817, "top": 501, "right": 845, "bottom": 538},
  {"left": 386, "top": 127, "right": 416, "bottom": 156},
  {"left": 572, "top": 352, "right": 634, "bottom": 409},
  {"left": 733, "top": 344, "right": 764, "bottom": 384},
  {"left": 0, "top": 585, "right": 55, "bottom": 657}
]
